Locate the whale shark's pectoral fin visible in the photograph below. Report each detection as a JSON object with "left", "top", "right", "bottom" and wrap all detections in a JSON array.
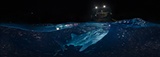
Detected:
[{"left": 79, "top": 43, "right": 91, "bottom": 52}]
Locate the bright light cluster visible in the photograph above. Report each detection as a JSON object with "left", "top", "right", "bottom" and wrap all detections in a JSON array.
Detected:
[
  {"left": 95, "top": 6, "right": 98, "bottom": 9},
  {"left": 103, "top": 5, "right": 106, "bottom": 8},
  {"left": 94, "top": 5, "right": 106, "bottom": 9}
]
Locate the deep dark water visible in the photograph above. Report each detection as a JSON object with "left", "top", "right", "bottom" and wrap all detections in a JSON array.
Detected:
[{"left": 0, "top": 18, "right": 160, "bottom": 57}]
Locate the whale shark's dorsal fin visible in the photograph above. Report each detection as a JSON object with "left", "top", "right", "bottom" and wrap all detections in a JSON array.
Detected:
[{"left": 71, "top": 34, "right": 78, "bottom": 39}]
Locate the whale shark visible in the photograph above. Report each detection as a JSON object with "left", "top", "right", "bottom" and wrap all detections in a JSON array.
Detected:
[
  {"left": 68, "top": 28, "right": 109, "bottom": 51},
  {"left": 55, "top": 28, "right": 109, "bottom": 52}
]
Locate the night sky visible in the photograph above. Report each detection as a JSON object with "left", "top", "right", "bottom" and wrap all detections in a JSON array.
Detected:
[{"left": 0, "top": 0, "right": 160, "bottom": 24}]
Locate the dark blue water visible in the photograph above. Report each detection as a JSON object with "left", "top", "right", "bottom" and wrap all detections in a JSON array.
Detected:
[{"left": 0, "top": 18, "right": 160, "bottom": 57}]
